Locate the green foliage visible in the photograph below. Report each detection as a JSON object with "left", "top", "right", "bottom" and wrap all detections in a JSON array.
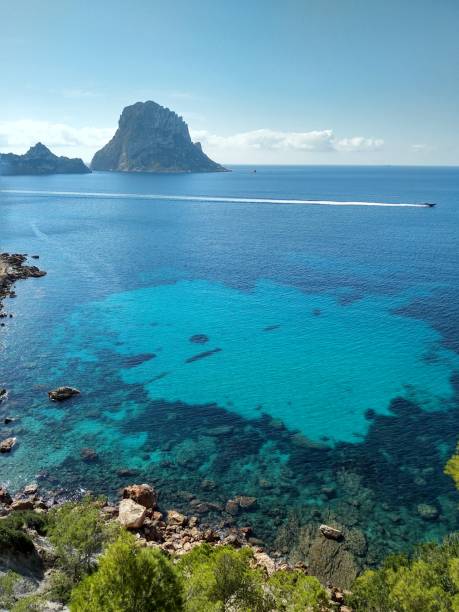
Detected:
[
  {"left": 177, "top": 543, "right": 330, "bottom": 611},
  {"left": 11, "top": 594, "right": 47, "bottom": 612},
  {"left": 47, "top": 569, "right": 76, "bottom": 604},
  {"left": 48, "top": 496, "right": 115, "bottom": 581},
  {"left": 445, "top": 444, "right": 459, "bottom": 490},
  {"left": 267, "top": 570, "right": 328, "bottom": 611},
  {"left": 0, "top": 510, "right": 46, "bottom": 554},
  {"left": 178, "top": 544, "right": 268, "bottom": 611},
  {"left": 2, "top": 510, "right": 48, "bottom": 535},
  {"left": 70, "top": 531, "right": 183, "bottom": 612},
  {"left": 0, "top": 571, "right": 21, "bottom": 609},
  {"left": 349, "top": 534, "right": 459, "bottom": 611}
]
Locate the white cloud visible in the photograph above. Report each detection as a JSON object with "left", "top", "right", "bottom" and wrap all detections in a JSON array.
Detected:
[
  {"left": 411, "top": 143, "right": 430, "bottom": 152},
  {"left": 190, "top": 128, "right": 383, "bottom": 153},
  {"left": 0, "top": 119, "right": 383, "bottom": 164},
  {"left": 0, "top": 120, "right": 115, "bottom": 153}
]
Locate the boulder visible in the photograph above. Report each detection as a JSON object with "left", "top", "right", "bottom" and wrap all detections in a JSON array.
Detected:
[
  {"left": 417, "top": 503, "right": 439, "bottom": 521},
  {"left": 118, "top": 498, "right": 147, "bottom": 529},
  {"left": 10, "top": 498, "right": 35, "bottom": 511},
  {"left": 0, "top": 436, "right": 17, "bottom": 452},
  {"left": 48, "top": 387, "right": 80, "bottom": 401},
  {"left": 167, "top": 510, "right": 187, "bottom": 526},
  {"left": 23, "top": 483, "right": 38, "bottom": 496},
  {"left": 122, "top": 484, "right": 157, "bottom": 509},
  {"left": 319, "top": 524, "right": 344, "bottom": 541},
  {"left": 0, "top": 486, "right": 12, "bottom": 504}
]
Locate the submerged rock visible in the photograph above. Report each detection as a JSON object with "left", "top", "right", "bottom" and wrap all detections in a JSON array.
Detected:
[
  {"left": 80, "top": 447, "right": 98, "bottom": 462},
  {"left": 189, "top": 334, "right": 209, "bottom": 344},
  {"left": 48, "top": 387, "right": 80, "bottom": 401},
  {"left": 234, "top": 495, "right": 257, "bottom": 510},
  {"left": 417, "top": 503, "right": 439, "bottom": 521},
  {"left": 118, "top": 498, "right": 147, "bottom": 529}
]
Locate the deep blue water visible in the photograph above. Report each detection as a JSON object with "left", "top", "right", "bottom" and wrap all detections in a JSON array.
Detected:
[{"left": 1, "top": 165, "right": 459, "bottom": 575}]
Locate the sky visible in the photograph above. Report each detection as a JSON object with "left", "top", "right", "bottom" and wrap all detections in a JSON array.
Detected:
[{"left": 1, "top": 0, "right": 458, "bottom": 165}]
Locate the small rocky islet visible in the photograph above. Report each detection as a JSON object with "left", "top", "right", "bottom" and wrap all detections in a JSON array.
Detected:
[{"left": 0, "top": 143, "right": 89, "bottom": 175}]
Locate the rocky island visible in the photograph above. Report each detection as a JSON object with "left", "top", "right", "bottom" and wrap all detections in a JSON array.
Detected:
[
  {"left": 0, "top": 253, "right": 46, "bottom": 318},
  {"left": 0, "top": 143, "right": 90, "bottom": 175},
  {"left": 91, "top": 100, "right": 226, "bottom": 173}
]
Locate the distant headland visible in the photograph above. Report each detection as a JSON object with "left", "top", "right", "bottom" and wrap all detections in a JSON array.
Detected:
[
  {"left": 0, "top": 143, "right": 90, "bottom": 175},
  {"left": 91, "top": 100, "right": 227, "bottom": 174}
]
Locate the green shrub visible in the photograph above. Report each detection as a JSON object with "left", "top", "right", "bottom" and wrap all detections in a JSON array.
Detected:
[
  {"left": 48, "top": 496, "right": 115, "bottom": 580},
  {"left": 0, "top": 518, "right": 35, "bottom": 554},
  {"left": 11, "top": 594, "right": 47, "bottom": 612},
  {"left": 178, "top": 544, "right": 269, "bottom": 611},
  {"left": 267, "top": 570, "right": 329, "bottom": 611},
  {"left": 4, "top": 510, "right": 49, "bottom": 535},
  {"left": 0, "top": 571, "right": 21, "bottom": 609},
  {"left": 445, "top": 444, "right": 459, "bottom": 490},
  {"left": 47, "top": 569, "right": 76, "bottom": 604},
  {"left": 349, "top": 535, "right": 459, "bottom": 611},
  {"left": 70, "top": 531, "right": 183, "bottom": 611}
]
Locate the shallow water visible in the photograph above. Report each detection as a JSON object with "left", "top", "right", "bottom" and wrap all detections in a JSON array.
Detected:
[{"left": 1, "top": 165, "right": 459, "bottom": 573}]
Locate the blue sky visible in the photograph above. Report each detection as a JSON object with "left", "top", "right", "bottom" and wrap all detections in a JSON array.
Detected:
[{"left": 1, "top": 0, "right": 458, "bottom": 164}]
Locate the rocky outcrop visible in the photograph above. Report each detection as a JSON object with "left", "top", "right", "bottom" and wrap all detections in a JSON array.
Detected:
[
  {"left": 0, "top": 253, "right": 46, "bottom": 318},
  {"left": 0, "top": 437, "right": 17, "bottom": 453},
  {"left": 122, "top": 484, "right": 157, "bottom": 509},
  {"left": 320, "top": 524, "right": 344, "bottom": 541},
  {"left": 48, "top": 387, "right": 80, "bottom": 401},
  {"left": 91, "top": 101, "right": 226, "bottom": 173},
  {"left": 0, "top": 143, "right": 90, "bottom": 175}
]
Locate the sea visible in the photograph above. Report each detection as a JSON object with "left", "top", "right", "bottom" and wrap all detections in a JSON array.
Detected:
[{"left": 1, "top": 165, "right": 459, "bottom": 575}]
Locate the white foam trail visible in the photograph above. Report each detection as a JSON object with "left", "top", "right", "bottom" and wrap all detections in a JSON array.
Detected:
[{"left": 0, "top": 189, "right": 431, "bottom": 208}]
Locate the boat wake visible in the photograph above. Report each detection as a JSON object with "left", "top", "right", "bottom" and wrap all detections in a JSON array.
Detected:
[{"left": 0, "top": 189, "right": 433, "bottom": 208}]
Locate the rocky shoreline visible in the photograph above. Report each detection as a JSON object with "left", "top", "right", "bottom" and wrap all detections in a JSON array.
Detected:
[
  {"left": 0, "top": 482, "right": 351, "bottom": 611},
  {"left": 0, "top": 253, "right": 46, "bottom": 321}
]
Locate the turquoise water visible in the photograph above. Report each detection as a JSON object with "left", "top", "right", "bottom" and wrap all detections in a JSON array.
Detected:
[
  {"left": 1, "top": 166, "right": 459, "bottom": 574},
  {"left": 64, "top": 280, "right": 458, "bottom": 443}
]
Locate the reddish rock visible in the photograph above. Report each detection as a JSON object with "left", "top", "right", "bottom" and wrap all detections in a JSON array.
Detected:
[{"left": 122, "top": 484, "right": 157, "bottom": 509}]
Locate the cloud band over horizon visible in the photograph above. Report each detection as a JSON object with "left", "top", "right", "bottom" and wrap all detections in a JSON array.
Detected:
[{"left": 0, "top": 119, "right": 384, "bottom": 163}]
